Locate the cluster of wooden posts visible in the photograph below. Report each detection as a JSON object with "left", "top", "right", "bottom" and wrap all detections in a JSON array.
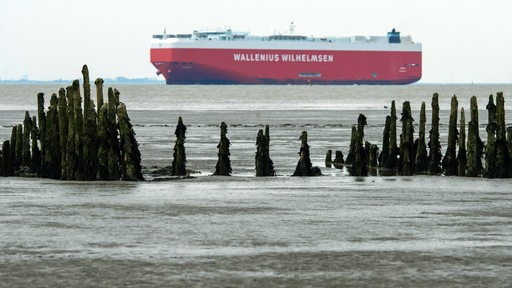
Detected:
[
  {"left": 0, "top": 65, "right": 143, "bottom": 181},
  {"left": 326, "top": 92, "right": 511, "bottom": 178},
  {"left": 1, "top": 66, "right": 510, "bottom": 180}
]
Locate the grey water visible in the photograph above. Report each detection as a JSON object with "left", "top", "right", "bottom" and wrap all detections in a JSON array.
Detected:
[{"left": 1, "top": 84, "right": 512, "bottom": 287}]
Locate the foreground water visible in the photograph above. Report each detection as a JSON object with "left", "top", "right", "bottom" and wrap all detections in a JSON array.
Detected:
[{"left": 1, "top": 84, "right": 512, "bottom": 286}]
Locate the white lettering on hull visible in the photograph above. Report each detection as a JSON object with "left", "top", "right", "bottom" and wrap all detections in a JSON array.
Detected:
[{"left": 233, "top": 53, "right": 334, "bottom": 62}]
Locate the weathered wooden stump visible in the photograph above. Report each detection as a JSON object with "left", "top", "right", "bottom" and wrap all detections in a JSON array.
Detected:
[
  {"left": 467, "top": 96, "right": 483, "bottom": 176},
  {"left": 487, "top": 92, "right": 510, "bottom": 178},
  {"left": 97, "top": 104, "right": 109, "bottom": 180},
  {"left": 457, "top": 108, "right": 467, "bottom": 176},
  {"left": 255, "top": 125, "right": 275, "bottom": 176},
  {"left": 379, "top": 115, "right": 391, "bottom": 168},
  {"left": 82, "top": 65, "right": 98, "bottom": 180},
  {"left": 325, "top": 149, "right": 332, "bottom": 168},
  {"left": 22, "top": 111, "right": 32, "bottom": 168},
  {"left": 171, "top": 116, "right": 187, "bottom": 176},
  {"left": 415, "top": 102, "right": 428, "bottom": 173},
  {"left": 333, "top": 150, "right": 344, "bottom": 169},
  {"left": 352, "top": 114, "right": 368, "bottom": 176},
  {"left": 484, "top": 94, "right": 497, "bottom": 177},
  {"left": 399, "top": 101, "right": 415, "bottom": 176},
  {"left": 58, "top": 88, "right": 68, "bottom": 179},
  {"left": 442, "top": 95, "right": 458, "bottom": 176},
  {"left": 117, "top": 103, "right": 143, "bottom": 181},
  {"left": 292, "top": 131, "right": 320, "bottom": 176},
  {"left": 382, "top": 101, "right": 399, "bottom": 171},
  {"left": 42, "top": 93, "right": 60, "bottom": 179},
  {"left": 428, "top": 93, "right": 442, "bottom": 175},
  {"left": 214, "top": 122, "right": 232, "bottom": 176},
  {"left": 1, "top": 141, "right": 11, "bottom": 176},
  {"left": 107, "top": 87, "right": 121, "bottom": 180}
]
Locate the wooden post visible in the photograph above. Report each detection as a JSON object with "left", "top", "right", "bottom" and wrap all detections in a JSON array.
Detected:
[
  {"left": 73, "top": 80, "right": 84, "bottom": 180},
  {"left": 457, "top": 108, "right": 467, "bottom": 176},
  {"left": 58, "top": 88, "right": 68, "bottom": 179},
  {"left": 415, "top": 102, "right": 428, "bottom": 173},
  {"left": 65, "top": 86, "right": 76, "bottom": 180},
  {"left": 494, "top": 92, "right": 510, "bottom": 178},
  {"left": 467, "top": 96, "right": 483, "bottom": 177},
  {"left": 97, "top": 104, "right": 109, "bottom": 180},
  {"left": 82, "top": 66, "right": 98, "bottom": 180},
  {"left": 107, "top": 87, "right": 120, "bottom": 180},
  {"left": 293, "top": 131, "right": 318, "bottom": 176},
  {"left": 399, "top": 101, "right": 414, "bottom": 176},
  {"left": 1, "top": 141, "right": 11, "bottom": 176},
  {"left": 325, "top": 149, "right": 332, "bottom": 168},
  {"left": 442, "top": 95, "right": 458, "bottom": 176},
  {"left": 214, "top": 122, "right": 232, "bottom": 176},
  {"left": 484, "top": 94, "right": 497, "bottom": 177},
  {"left": 171, "top": 116, "right": 187, "bottom": 176},
  {"left": 94, "top": 78, "right": 104, "bottom": 115},
  {"left": 428, "top": 93, "right": 442, "bottom": 174},
  {"left": 117, "top": 102, "right": 143, "bottom": 181},
  {"left": 42, "top": 93, "right": 60, "bottom": 179},
  {"left": 22, "top": 111, "right": 32, "bottom": 168}
]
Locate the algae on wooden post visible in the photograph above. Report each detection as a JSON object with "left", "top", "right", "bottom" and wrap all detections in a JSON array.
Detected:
[
  {"left": 345, "top": 126, "right": 357, "bottom": 166},
  {"left": 214, "top": 122, "right": 232, "bottom": 176},
  {"left": 379, "top": 115, "right": 391, "bottom": 168},
  {"left": 457, "top": 108, "right": 467, "bottom": 176},
  {"left": 37, "top": 93, "right": 46, "bottom": 171},
  {"left": 65, "top": 86, "right": 76, "bottom": 180},
  {"left": 428, "top": 93, "right": 442, "bottom": 174},
  {"left": 333, "top": 150, "right": 344, "bottom": 169},
  {"left": 415, "top": 102, "right": 428, "bottom": 173},
  {"left": 352, "top": 114, "right": 368, "bottom": 176},
  {"left": 42, "top": 93, "right": 60, "bottom": 179},
  {"left": 171, "top": 116, "right": 187, "bottom": 176},
  {"left": 30, "top": 116, "right": 41, "bottom": 174},
  {"left": 399, "top": 101, "right": 415, "bottom": 176},
  {"left": 14, "top": 124, "right": 23, "bottom": 174},
  {"left": 467, "top": 96, "right": 483, "bottom": 177},
  {"left": 484, "top": 94, "right": 497, "bottom": 177},
  {"left": 292, "top": 131, "right": 317, "bottom": 176},
  {"left": 94, "top": 78, "right": 104, "bottom": 115},
  {"left": 2, "top": 141, "right": 11, "bottom": 176},
  {"left": 107, "top": 87, "right": 121, "bottom": 180},
  {"left": 117, "top": 102, "right": 143, "bottom": 181},
  {"left": 82, "top": 66, "right": 98, "bottom": 180},
  {"left": 325, "top": 149, "right": 332, "bottom": 168},
  {"left": 72, "top": 80, "right": 85, "bottom": 180},
  {"left": 96, "top": 104, "right": 109, "bottom": 180},
  {"left": 22, "top": 111, "right": 32, "bottom": 168},
  {"left": 442, "top": 95, "right": 458, "bottom": 176},
  {"left": 492, "top": 92, "right": 510, "bottom": 178},
  {"left": 255, "top": 125, "right": 275, "bottom": 176},
  {"left": 58, "top": 88, "right": 68, "bottom": 179}
]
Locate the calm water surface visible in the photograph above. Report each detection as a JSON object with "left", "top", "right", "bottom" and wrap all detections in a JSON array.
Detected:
[{"left": 1, "top": 84, "right": 512, "bottom": 287}]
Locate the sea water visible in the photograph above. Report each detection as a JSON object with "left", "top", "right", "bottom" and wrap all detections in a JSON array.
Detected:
[{"left": 1, "top": 84, "right": 511, "bottom": 286}]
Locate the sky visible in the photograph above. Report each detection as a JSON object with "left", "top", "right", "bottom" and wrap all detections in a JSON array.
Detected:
[{"left": 0, "top": 0, "right": 511, "bottom": 83}]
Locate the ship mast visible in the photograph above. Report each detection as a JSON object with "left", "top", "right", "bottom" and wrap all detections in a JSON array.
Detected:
[{"left": 289, "top": 22, "right": 295, "bottom": 35}]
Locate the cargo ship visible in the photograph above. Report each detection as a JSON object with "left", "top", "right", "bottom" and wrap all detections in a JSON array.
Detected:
[{"left": 150, "top": 25, "right": 422, "bottom": 85}]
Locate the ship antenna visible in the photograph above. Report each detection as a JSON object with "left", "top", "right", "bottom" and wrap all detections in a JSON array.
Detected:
[{"left": 289, "top": 22, "right": 295, "bottom": 35}]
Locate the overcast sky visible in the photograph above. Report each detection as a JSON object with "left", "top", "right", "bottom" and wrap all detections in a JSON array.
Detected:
[{"left": 1, "top": 0, "right": 511, "bottom": 83}]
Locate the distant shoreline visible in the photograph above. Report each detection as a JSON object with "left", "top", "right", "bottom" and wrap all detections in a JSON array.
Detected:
[{"left": 0, "top": 78, "right": 164, "bottom": 84}]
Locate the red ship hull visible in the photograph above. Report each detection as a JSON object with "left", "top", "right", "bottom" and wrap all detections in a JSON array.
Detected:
[{"left": 151, "top": 48, "right": 421, "bottom": 85}]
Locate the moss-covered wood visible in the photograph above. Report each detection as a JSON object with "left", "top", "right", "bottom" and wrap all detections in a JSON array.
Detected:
[
  {"left": 428, "top": 93, "right": 442, "bottom": 174},
  {"left": 117, "top": 103, "right": 143, "bottom": 181},
  {"left": 457, "top": 108, "right": 467, "bottom": 176},
  {"left": 399, "top": 101, "right": 414, "bottom": 176},
  {"left": 442, "top": 95, "right": 458, "bottom": 176},
  {"left": 415, "top": 102, "right": 428, "bottom": 173},
  {"left": 214, "top": 122, "right": 232, "bottom": 176},
  {"left": 467, "top": 96, "right": 483, "bottom": 177},
  {"left": 171, "top": 116, "right": 187, "bottom": 176}
]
